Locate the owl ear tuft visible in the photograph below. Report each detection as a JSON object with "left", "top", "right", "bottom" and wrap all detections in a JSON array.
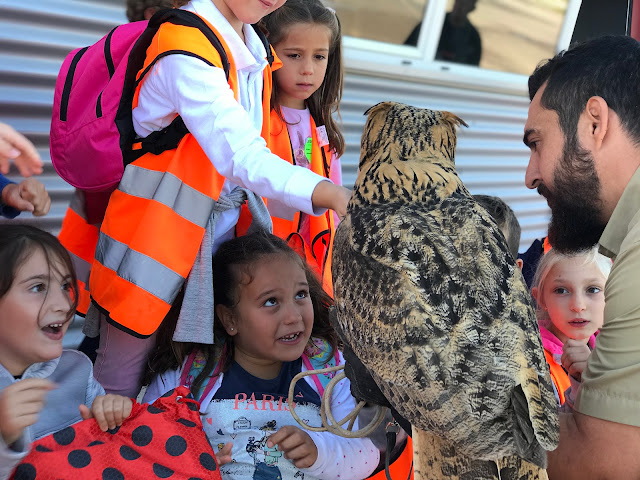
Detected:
[
  {"left": 441, "top": 111, "right": 469, "bottom": 129},
  {"left": 364, "top": 102, "right": 395, "bottom": 118}
]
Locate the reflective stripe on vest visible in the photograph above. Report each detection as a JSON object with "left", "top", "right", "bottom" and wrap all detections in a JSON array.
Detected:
[
  {"left": 544, "top": 349, "right": 570, "bottom": 405},
  {"left": 58, "top": 190, "right": 100, "bottom": 316},
  {"left": 90, "top": 17, "right": 278, "bottom": 337},
  {"left": 264, "top": 109, "right": 336, "bottom": 295}
]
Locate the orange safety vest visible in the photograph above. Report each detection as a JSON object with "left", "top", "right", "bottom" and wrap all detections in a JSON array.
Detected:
[
  {"left": 263, "top": 109, "right": 337, "bottom": 295},
  {"left": 544, "top": 349, "right": 571, "bottom": 405},
  {"left": 58, "top": 190, "right": 104, "bottom": 316},
  {"left": 89, "top": 18, "right": 277, "bottom": 337},
  {"left": 367, "top": 435, "right": 414, "bottom": 480}
]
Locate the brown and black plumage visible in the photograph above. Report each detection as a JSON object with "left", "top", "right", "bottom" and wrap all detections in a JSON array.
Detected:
[{"left": 331, "top": 102, "right": 558, "bottom": 479}]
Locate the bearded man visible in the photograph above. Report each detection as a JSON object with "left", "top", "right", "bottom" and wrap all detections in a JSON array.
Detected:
[{"left": 524, "top": 35, "right": 640, "bottom": 479}]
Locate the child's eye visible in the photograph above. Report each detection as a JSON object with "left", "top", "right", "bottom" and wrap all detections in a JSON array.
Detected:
[
  {"left": 552, "top": 287, "right": 568, "bottom": 295},
  {"left": 62, "top": 281, "right": 72, "bottom": 292},
  {"left": 264, "top": 297, "right": 278, "bottom": 307},
  {"left": 314, "top": 54, "right": 326, "bottom": 61},
  {"left": 295, "top": 290, "right": 309, "bottom": 300},
  {"left": 29, "top": 283, "right": 46, "bottom": 293},
  {"left": 287, "top": 53, "right": 300, "bottom": 59},
  {"left": 587, "top": 286, "right": 602, "bottom": 294}
]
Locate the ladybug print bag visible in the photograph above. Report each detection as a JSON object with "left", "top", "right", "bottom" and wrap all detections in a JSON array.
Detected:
[{"left": 11, "top": 386, "right": 222, "bottom": 480}]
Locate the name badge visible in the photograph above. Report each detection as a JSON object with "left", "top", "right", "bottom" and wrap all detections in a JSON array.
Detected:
[{"left": 316, "top": 125, "right": 329, "bottom": 148}]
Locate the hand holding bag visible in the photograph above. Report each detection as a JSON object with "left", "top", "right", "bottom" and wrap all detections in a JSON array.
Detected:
[{"left": 11, "top": 386, "right": 222, "bottom": 480}]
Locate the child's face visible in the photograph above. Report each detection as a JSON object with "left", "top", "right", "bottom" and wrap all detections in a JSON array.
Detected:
[
  {"left": 0, "top": 248, "right": 73, "bottom": 376},
  {"left": 537, "top": 256, "right": 606, "bottom": 344},
  {"left": 273, "top": 22, "right": 332, "bottom": 109},
  {"left": 216, "top": 0, "right": 287, "bottom": 35},
  {"left": 218, "top": 255, "right": 314, "bottom": 379}
]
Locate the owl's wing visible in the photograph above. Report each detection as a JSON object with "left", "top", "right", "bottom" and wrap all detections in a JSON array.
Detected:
[{"left": 332, "top": 196, "right": 558, "bottom": 462}]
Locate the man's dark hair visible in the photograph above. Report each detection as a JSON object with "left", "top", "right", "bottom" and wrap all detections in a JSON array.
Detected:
[
  {"left": 529, "top": 35, "right": 640, "bottom": 146},
  {"left": 473, "top": 194, "right": 521, "bottom": 258}
]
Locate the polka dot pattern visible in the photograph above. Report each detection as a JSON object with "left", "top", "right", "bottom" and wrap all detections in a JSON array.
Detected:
[
  {"left": 102, "top": 467, "right": 125, "bottom": 480},
  {"left": 68, "top": 449, "right": 91, "bottom": 468},
  {"left": 120, "top": 445, "right": 141, "bottom": 460},
  {"left": 12, "top": 386, "right": 221, "bottom": 479},
  {"left": 147, "top": 405, "right": 165, "bottom": 414},
  {"left": 153, "top": 463, "right": 174, "bottom": 478},
  {"left": 165, "top": 435, "right": 187, "bottom": 456},
  {"left": 199, "top": 452, "right": 217, "bottom": 471},
  {"left": 53, "top": 427, "right": 75, "bottom": 446},
  {"left": 132, "top": 425, "right": 153, "bottom": 447},
  {"left": 12, "top": 463, "right": 36, "bottom": 480}
]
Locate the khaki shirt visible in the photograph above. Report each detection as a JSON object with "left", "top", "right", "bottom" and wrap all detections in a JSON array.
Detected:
[{"left": 576, "top": 166, "right": 640, "bottom": 425}]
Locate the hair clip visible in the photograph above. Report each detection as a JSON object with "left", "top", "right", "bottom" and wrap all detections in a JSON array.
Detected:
[{"left": 326, "top": 6, "right": 336, "bottom": 14}]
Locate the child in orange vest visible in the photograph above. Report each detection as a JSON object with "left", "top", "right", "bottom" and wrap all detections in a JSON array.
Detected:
[
  {"left": 87, "top": 0, "right": 352, "bottom": 398},
  {"left": 260, "top": 0, "right": 345, "bottom": 294},
  {"left": 531, "top": 246, "right": 611, "bottom": 405}
]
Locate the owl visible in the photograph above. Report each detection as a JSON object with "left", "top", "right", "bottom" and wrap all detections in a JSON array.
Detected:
[{"left": 331, "top": 102, "right": 558, "bottom": 479}]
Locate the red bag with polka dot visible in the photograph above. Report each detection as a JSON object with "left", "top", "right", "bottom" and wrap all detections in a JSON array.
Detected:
[{"left": 11, "top": 386, "right": 222, "bottom": 480}]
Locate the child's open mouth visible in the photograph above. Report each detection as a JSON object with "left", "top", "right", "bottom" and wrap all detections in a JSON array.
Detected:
[
  {"left": 279, "top": 332, "right": 301, "bottom": 343},
  {"left": 42, "top": 322, "right": 65, "bottom": 340}
]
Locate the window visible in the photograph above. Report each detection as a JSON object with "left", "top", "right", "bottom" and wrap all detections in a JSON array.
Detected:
[
  {"left": 446, "top": 0, "right": 572, "bottom": 75},
  {"left": 325, "top": 0, "right": 430, "bottom": 46},
  {"left": 329, "top": 0, "right": 580, "bottom": 78}
]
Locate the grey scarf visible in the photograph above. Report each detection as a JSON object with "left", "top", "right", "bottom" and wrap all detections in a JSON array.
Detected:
[{"left": 172, "top": 187, "right": 272, "bottom": 343}]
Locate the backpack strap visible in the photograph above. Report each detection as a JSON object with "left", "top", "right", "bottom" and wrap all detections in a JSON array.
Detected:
[
  {"left": 251, "top": 24, "right": 274, "bottom": 66},
  {"left": 181, "top": 344, "right": 227, "bottom": 403},
  {"left": 117, "top": 8, "right": 231, "bottom": 166},
  {"left": 302, "top": 339, "right": 340, "bottom": 396}
]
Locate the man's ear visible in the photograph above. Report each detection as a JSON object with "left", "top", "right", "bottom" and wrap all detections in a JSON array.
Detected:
[
  {"left": 216, "top": 304, "right": 238, "bottom": 336},
  {"left": 580, "top": 96, "right": 609, "bottom": 150}
]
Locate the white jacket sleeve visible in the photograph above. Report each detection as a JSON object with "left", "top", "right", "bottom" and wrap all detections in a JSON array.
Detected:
[
  {"left": 142, "top": 367, "right": 182, "bottom": 405},
  {"left": 135, "top": 55, "right": 328, "bottom": 216},
  {"left": 302, "top": 352, "right": 380, "bottom": 480},
  {"left": 0, "top": 427, "right": 31, "bottom": 480}
]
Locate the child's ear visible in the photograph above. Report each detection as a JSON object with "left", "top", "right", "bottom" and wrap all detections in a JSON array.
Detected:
[
  {"left": 531, "top": 286, "right": 545, "bottom": 309},
  {"left": 516, "top": 258, "right": 524, "bottom": 270},
  {"left": 216, "top": 304, "right": 238, "bottom": 336}
]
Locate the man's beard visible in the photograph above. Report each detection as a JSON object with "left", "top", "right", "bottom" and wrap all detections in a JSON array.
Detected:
[{"left": 539, "top": 140, "right": 607, "bottom": 253}]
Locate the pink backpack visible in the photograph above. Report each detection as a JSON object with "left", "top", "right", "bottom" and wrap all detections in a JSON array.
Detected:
[{"left": 49, "top": 9, "right": 230, "bottom": 220}]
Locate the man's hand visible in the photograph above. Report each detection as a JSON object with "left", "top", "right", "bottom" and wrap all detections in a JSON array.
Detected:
[
  {"left": 0, "top": 123, "right": 42, "bottom": 176},
  {"left": 1, "top": 178, "right": 51, "bottom": 216},
  {"left": 267, "top": 425, "right": 318, "bottom": 469},
  {"left": 79, "top": 394, "right": 133, "bottom": 432},
  {"left": 0, "top": 379, "right": 55, "bottom": 447}
]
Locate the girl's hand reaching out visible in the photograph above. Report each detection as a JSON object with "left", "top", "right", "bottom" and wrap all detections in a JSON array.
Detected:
[
  {"left": 79, "top": 394, "right": 133, "bottom": 432},
  {"left": 267, "top": 425, "right": 318, "bottom": 469},
  {"left": 311, "top": 181, "right": 351, "bottom": 219},
  {"left": 561, "top": 338, "right": 592, "bottom": 382}
]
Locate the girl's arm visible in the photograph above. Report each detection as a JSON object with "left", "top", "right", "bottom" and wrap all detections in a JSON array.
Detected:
[
  {"left": 301, "top": 352, "right": 380, "bottom": 479},
  {"left": 136, "top": 55, "right": 350, "bottom": 216}
]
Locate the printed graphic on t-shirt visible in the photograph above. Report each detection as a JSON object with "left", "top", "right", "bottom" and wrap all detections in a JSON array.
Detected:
[
  {"left": 293, "top": 131, "right": 312, "bottom": 169},
  {"left": 206, "top": 396, "right": 322, "bottom": 479},
  {"left": 205, "top": 360, "right": 324, "bottom": 479}
]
